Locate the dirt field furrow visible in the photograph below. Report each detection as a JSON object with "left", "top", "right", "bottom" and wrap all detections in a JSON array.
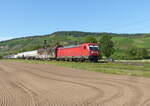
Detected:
[{"left": 0, "top": 61, "right": 150, "bottom": 106}]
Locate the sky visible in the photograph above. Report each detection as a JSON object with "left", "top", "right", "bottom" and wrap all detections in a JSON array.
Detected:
[{"left": 0, "top": 0, "right": 150, "bottom": 41}]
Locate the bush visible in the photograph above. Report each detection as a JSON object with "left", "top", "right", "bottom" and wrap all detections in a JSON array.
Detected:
[
  {"left": 136, "top": 48, "right": 148, "bottom": 59},
  {"left": 126, "top": 47, "right": 149, "bottom": 59},
  {"left": 0, "top": 55, "right": 3, "bottom": 59},
  {"left": 111, "top": 47, "right": 149, "bottom": 60},
  {"left": 111, "top": 53, "right": 129, "bottom": 60}
]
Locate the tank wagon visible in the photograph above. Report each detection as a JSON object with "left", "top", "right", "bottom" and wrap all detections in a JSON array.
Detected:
[
  {"left": 7, "top": 43, "right": 100, "bottom": 62},
  {"left": 17, "top": 50, "right": 38, "bottom": 59},
  {"left": 7, "top": 50, "right": 39, "bottom": 59}
]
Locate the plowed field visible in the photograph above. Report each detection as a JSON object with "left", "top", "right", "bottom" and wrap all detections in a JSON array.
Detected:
[{"left": 0, "top": 61, "right": 150, "bottom": 106}]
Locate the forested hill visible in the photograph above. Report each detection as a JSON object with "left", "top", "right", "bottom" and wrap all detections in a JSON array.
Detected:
[
  {"left": 0, "top": 31, "right": 150, "bottom": 57},
  {"left": 51, "top": 31, "right": 150, "bottom": 37}
]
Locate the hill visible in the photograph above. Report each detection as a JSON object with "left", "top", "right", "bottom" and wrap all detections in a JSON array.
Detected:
[{"left": 0, "top": 31, "right": 150, "bottom": 59}]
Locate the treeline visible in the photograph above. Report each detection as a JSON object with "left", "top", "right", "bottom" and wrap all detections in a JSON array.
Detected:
[{"left": 52, "top": 31, "right": 150, "bottom": 37}]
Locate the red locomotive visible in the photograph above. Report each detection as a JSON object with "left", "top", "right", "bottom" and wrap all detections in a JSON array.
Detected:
[{"left": 56, "top": 43, "right": 100, "bottom": 62}]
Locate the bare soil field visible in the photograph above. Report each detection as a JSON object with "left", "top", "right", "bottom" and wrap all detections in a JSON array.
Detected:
[{"left": 0, "top": 61, "right": 150, "bottom": 106}]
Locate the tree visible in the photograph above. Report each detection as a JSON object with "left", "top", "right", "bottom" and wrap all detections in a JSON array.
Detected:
[
  {"left": 84, "top": 36, "right": 97, "bottom": 43},
  {"left": 99, "top": 35, "right": 115, "bottom": 58}
]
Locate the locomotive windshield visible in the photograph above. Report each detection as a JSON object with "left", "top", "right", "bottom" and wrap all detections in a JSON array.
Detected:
[{"left": 89, "top": 45, "right": 99, "bottom": 51}]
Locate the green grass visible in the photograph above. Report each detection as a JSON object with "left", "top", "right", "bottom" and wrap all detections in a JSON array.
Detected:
[{"left": 3, "top": 59, "right": 150, "bottom": 78}]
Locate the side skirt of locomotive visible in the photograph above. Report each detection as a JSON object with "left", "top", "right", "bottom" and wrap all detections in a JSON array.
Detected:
[{"left": 56, "top": 55, "right": 99, "bottom": 62}]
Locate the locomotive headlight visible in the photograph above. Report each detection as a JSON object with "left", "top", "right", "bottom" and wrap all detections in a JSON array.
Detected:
[
  {"left": 91, "top": 51, "right": 99, "bottom": 54},
  {"left": 91, "top": 51, "right": 94, "bottom": 54}
]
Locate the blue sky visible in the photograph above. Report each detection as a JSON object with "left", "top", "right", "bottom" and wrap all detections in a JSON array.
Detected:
[{"left": 0, "top": 0, "right": 150, "bottom": 40}]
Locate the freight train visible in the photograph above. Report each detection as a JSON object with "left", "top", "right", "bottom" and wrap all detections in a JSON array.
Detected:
[{"left": 5, "top": 43, "right": 100, "bottom": 62}]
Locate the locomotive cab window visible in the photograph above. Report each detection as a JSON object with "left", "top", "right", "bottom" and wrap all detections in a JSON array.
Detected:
[{"left": 89, "top": 45, "right": 99, "bottom": 51}]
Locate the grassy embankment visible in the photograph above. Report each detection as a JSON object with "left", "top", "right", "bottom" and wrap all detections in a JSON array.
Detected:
[{"left": 3, "top": 59, "right": 150, "bottom": 78}]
